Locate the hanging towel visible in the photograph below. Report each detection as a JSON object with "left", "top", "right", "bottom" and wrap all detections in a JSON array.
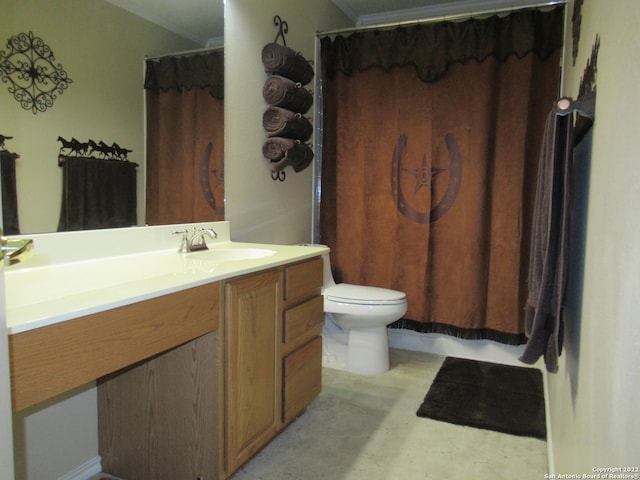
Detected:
[
  {"left": 57, "top": 156, "right": 137, "bottom": 231},
  {"left": 519, "top": 92, "right": 596, "bottom": 373},
  {"left": 261, "top": 43, "right": 314, "bottom": 86},
  {"left": 263, "top": 75, "right": 313, "bottom": 114},
  {"left": 0, "top": 150, "right": 20, "bottom": 234},
  {"left": 263, "top": 106, "right": 313, "bottom": 141}
]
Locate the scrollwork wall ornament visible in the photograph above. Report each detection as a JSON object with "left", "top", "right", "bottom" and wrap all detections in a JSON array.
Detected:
[{"left": 0, "top": 31, "right": 73, "bottom": 114}]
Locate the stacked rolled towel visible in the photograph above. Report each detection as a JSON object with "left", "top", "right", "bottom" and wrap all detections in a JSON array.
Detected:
[
  {"left": 263, "top": 138, "right": 315, "bottom": 173},
  {"left": 263, "top": 106, "right": 313, "bottom": 141},
  {"left": 261, "top": 43, "right": 314, "bottom": 86},
  {"left": 263, "top": 75, "right": 313, "bottom": 114},
  {"left": 261, "top": 40, "right": 315, "bottom": 175},
  {"left": 262, "top": 137, "right": 296, "bottom": 160}
]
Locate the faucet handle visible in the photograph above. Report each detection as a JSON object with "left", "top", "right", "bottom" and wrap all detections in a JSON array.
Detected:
[{"left": 172, "top": 229, "right": 189, "bottom": 254}]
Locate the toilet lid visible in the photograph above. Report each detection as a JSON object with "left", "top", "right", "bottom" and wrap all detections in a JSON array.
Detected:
[{"left": 325, "top": 283, "right": 406, "bottom": 305}]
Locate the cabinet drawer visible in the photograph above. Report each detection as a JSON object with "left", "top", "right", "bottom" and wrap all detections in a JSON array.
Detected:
[
  {"left": 283, "top": 295, "right": 324, "bottom": 352},
  {"left": 10, "top": 283, "right": 220, "bottom": 412},
  {"left": 283, "top": 336, "right": 322, "bottom": 423},
  {"left": 284, "top": 257, "right": 323, "bottom": 302}
]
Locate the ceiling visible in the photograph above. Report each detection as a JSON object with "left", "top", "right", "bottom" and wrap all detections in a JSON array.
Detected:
[
  {"left": 105, "top": 0, "right": 560, "bottom": 47},
  {"left": 105, "top": 0, "right": 224, "bottom": 47}
]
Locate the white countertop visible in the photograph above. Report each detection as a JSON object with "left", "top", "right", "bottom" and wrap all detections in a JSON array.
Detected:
[{"left": 5, "top": 222, "right": 328, "bottom": 335}]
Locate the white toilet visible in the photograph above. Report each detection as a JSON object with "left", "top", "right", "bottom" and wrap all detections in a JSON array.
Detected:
[{"left": 320, "top": 253, "right": 407, "bottom": 375}]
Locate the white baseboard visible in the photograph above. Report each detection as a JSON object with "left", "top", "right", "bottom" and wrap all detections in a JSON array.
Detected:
[
  {"left": 56, "top": 456, "right": 101, "bottom": 480},
  {"left": 542, "top": 369, "right": 556, "bottom": 476},
  {"left": 388, "top": 328, "right": 530, "bottom": 366}
]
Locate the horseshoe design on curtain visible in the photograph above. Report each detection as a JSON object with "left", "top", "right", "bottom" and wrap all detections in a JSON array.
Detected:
[
  {"left": 391, "top": 132, "right": 462, "bottom": 224},
  {"left": 199, "top": 141, "right": 224, "bottom": 217}
]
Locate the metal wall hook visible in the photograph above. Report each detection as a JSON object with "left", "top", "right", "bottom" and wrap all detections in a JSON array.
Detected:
[
  {"left": 271, "top": 169, "right": 286, "bottom": 181},
  {"left": 273, "top": 16, "right": 288, "bottom": 46}
]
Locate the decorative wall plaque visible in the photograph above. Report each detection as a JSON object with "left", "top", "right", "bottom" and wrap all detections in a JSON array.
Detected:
[
  {"left": 0, "top": 31, "right": 72, "bottom": 114},
  {"left": 572, "top": 0, "right": 584, "bottom": 66}
]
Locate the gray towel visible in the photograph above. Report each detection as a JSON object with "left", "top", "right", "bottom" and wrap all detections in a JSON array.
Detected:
[
  {"left": 519, "top": 92, "right": 595, "bottom": 373},
  {"left": 263, "top": 138, "right": 314, "bottom": 173},
  {"left": 263, "top": 106, "right": 312, "bottom": 141},
  {"left": 263, "top": 75, "right": 313, "bottom": 114},
  {"left": 271, "top": 142, "right": 314, "bottom": 173},
  {"left": 262, "top": 137, "right": 296, "bottom": 161},
  {"left": 261, "top": 43, "right": 314, "bottom": 86}
]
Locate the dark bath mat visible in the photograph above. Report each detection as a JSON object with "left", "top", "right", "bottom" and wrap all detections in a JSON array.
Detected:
[{"left": 417, "top": 356, "right": 546, "bottom": 439}]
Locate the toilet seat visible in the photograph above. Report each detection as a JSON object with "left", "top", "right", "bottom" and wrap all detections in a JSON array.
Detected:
[{"left": 324, "top": 283, "right": 406, "bottom": 306}]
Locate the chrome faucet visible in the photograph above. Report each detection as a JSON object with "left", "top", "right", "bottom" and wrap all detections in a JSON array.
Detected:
[
  {"left": 172, "top": 227, "right": 218, "bottom": 253},
  {"left": 1, "top": 229, "right": 34, "bottom": 266}
]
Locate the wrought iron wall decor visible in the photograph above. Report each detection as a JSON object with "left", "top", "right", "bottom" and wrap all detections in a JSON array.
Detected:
[
  {"left": 0, "top": 31, "right": 73, "bottom": 114},
  {"left": 273, "top": 15, "right": 289, "bottom": 47},
  {"left": 57, "top": 136, "right": 136, "bottom": 166},
  {"left": 572, "top": 0, "right": 584, "bottom": 66},
  {"left": 579, "top": 35, "right": 599, "bottom": 97},
  {"left": 261, "top": 16, "right": 315, "bottom": 181},
  {"left": 0, "top": 134, "right": 14, "bottom": 149}
]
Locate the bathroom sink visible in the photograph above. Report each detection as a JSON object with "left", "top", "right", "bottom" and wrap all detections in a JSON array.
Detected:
[
  {"left": 6, "top": 247, "right": 277, "bottom": 311},
  {"left": 3, "top": 220, "right": 330, "bottom": 334},
  {"left": 189, "top": 247, "right": 277, "bottom": 263}
]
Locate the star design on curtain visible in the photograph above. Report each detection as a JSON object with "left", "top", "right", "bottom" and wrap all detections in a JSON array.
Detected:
[
  {"left": 402, "top": 153, "right": 445, "bottom": 194},
  {"left": 392, "top": 133, "right": 462, "bottom": 224}
]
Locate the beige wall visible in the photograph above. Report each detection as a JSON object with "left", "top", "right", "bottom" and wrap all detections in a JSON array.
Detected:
[
  {"left": 224, "top": 0, "right": 351, "bottom": 244},
  {"left": 548, "top": 0, "right": 640, "bottom": 472},
  {"left": 1, "top": 1, "right": 199, "bottom": 478},
  {"left": 0, "top": 0, "right": 198, "bottom": 234}
]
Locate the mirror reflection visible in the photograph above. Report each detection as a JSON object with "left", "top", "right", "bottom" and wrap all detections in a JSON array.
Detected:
[{"left": 0, "top": 0, "right": 224, "bottom": 234}]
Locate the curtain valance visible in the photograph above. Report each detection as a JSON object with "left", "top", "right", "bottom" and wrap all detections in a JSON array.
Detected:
[
  {"left": 321, "top": 6, "right": 564, "bottom": 84},
  {"left": 144, "top": 51, "right": 224, "bottom": 99}
]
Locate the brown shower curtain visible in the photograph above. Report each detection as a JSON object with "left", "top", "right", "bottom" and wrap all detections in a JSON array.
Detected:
[
  {"left": 145, "top": 52, "right": 224, "bottom": 225},
  {"left": 321, "top": 7, "right": 563, "bottom": 344}
]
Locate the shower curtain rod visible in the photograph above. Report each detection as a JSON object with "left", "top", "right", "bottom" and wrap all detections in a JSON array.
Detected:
[
  {"left": 317, "top": 0, "right": 566, "bottom": 37},
  {"left": 145, "top": 45, "right": 223, "bottom": 61}
]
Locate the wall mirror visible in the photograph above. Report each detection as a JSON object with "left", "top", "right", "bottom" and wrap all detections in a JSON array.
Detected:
[{"left": 0, "top": 0, "right": 224, "bottom": 234}]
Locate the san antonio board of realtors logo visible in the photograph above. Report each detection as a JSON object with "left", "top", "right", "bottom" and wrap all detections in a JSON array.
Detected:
[{"left": 391, "top": 133, "right": 462, "bottom": 224}]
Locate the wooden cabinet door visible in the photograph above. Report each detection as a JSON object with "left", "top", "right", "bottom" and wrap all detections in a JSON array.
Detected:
[
  {"left": 98, "top": 332, "right": 218, "bottom": 480},
  {"left": 224, "top": 270, "right": 281, "bottom": 475}
]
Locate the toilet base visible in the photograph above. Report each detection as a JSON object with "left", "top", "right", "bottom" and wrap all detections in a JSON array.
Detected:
[
  {"left": 346, "top": 326, "right": 390, "bottom": 375},
  {"left": 322, "top": 323, "right": 390, "bottom": 375}
]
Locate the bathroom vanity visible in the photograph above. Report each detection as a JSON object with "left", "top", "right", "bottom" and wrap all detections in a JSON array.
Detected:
[
  {"left": 5, "top": 222, "right": 327, "bottom": 480},
  {"left": 224, "top": 258, "right": 323, "bottom": 475}
]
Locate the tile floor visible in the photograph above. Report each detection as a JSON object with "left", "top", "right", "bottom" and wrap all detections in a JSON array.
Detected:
[{"left": 230, "top": 349, "right": 548, "bottom": 480}]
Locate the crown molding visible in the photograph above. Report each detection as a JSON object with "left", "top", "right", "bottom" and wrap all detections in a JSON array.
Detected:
[{"left": 355, "top": 0, "right": 565, "bottom": 27}]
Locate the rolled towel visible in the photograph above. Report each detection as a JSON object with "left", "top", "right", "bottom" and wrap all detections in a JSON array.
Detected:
[
  {"left": 261, "top": 43, "right": 314, "bottom": 85},
  {"left": 287, "top": 142, "right": 314, "bottom": 172},
  {"left": 263, "top": 75, "right": 313, "bottom": 114},
  {"left": 263, "top": 106, "right": 313, "bottom": 141},
  {"left": 268, "top": 140, "right": 314, "bottom": 173},
  {"left": 262, "top": 137, "right": 296, "bottom": 161}
]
